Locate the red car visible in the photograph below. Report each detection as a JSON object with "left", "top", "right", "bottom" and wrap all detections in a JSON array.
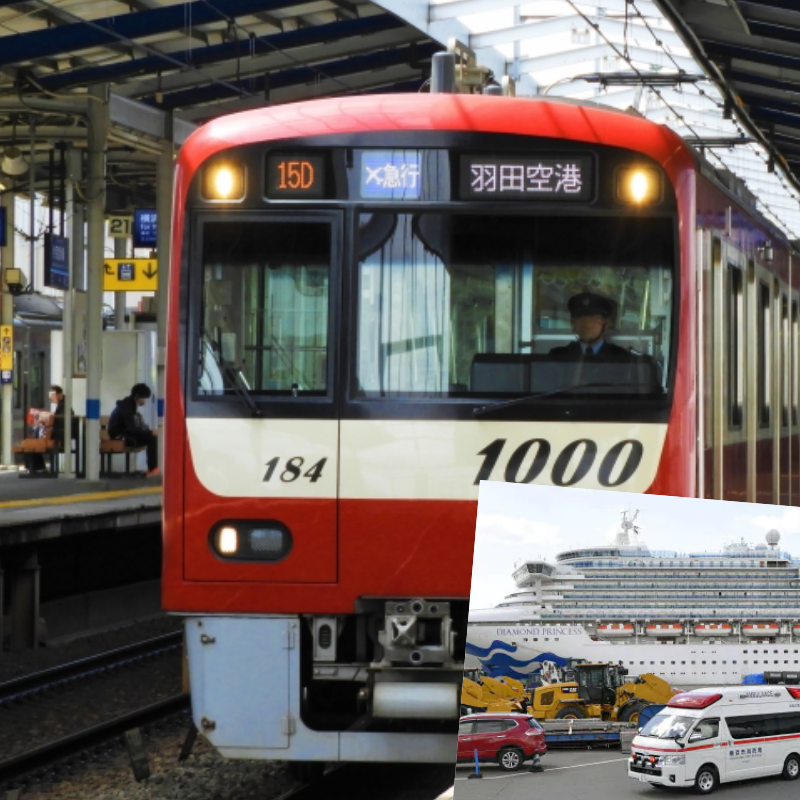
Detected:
[{"left": 457, "top": 713, "right": 547, "bottom": 771}]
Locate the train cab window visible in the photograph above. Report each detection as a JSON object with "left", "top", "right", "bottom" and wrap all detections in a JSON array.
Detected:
[
  {"left": 355, "top": 213, "right": 674, "bottom": 405},
  {"left": 198, "top": 220, "right": 332, "bottom": 396}
]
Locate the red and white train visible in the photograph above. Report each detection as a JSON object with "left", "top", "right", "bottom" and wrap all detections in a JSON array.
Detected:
[{"left": 162, "top": 92, "right": 798, "bottom": 771}]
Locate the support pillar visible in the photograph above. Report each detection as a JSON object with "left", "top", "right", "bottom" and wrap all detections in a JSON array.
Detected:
[
  {"left": 0, "top": 566, "right": 4, "bottom": 657},
  {"left": 62, "top": 147, "right": 83, "bottom": 478},
  {"left": 85, "top": 85, "right": 110, "bottom": 480},
  {"left": 9, "top": 549, "right": 40, "bottom": 651},
  {"left": 156, "top": 124, "right": 173, "bottom": 468},
  {"left": 114, "top": 237, "right": 127, "bottom": 329},
  {"left": 1, "top": 191, "right": 15, "bottom": 467}
]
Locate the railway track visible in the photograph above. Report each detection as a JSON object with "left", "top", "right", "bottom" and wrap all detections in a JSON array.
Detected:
[
  {"left": 0, "top": 631, "right": 182, "bottom": 706},
  {"left": 0, "top": 632, "right": 186, "bottom": 791},
  {"left": 278, "top": 763, "right": 456, "bottom": 800}
]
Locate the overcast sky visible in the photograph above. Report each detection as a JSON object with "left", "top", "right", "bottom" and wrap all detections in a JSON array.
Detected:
[{"left": 470, "top": 484, "right": 800, "bottom": 611}]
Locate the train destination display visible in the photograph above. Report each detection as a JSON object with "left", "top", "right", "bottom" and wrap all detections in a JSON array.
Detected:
[
  {"left": 460, "top": 155, "right": 593, "bottom": 200},
  {"left": 266, "top": 154, "right": 325, "bottom": 199}
]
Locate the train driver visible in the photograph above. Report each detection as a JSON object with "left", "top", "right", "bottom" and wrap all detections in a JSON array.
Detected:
[
  {"left": 549, "top": 292, "right": 631, "bottom": 362},
  {"left": 549, "top": 292, "right": 661, "bottom": 391}
]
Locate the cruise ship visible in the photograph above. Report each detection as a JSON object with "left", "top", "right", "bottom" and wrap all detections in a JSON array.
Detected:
[{"left": 467, "top": 511, "right": 800, "bottom": 685}]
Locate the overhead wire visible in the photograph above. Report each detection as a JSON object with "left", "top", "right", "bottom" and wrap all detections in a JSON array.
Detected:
[
  {"left": 560, "top": 0, "right": 800, "bottom": 237},
  {"left": 195, "top": 0, "right": 369, "bottom": 99},
  {"left": 11, "top": 0, "right": 261, "bottom": 105},
  {"left": 626, "top": 0, "right": 800, "bottom": 235}
]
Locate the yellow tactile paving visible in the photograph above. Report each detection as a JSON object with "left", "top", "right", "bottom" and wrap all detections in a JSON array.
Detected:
[{"left": 0, "top": 487, "right": 161, "bottom": 509}]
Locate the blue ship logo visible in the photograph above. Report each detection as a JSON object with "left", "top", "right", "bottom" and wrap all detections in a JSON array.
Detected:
[{"left": 465, "top": 639, "right": 570, "bottom": 680}]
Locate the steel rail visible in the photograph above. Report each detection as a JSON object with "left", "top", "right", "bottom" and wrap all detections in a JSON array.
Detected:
[
  {"left": 0, "top": 693, "right": 190, "bottom": 786},
  {"left": 0, "top": 631, "right": 182, "bottom": 706}
]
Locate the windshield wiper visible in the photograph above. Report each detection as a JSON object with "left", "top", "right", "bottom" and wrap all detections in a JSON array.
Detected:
[
  {"left": 201, "top": 331, "right": 262, "bottom": 418},
  {"left": 473, "top": 382, "right": 628, "bottom": 418}
]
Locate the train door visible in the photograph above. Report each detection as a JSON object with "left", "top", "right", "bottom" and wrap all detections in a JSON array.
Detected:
[
  {"left": 792, "top": 295, "right": 800, "bottom": 504},
  {"left": 777, "top": 289, "right": 791, "bottom": 505},
  {"left": 698, "top": 229, "right": 720, "bottom": 499},
  {"left": 751, "top": 263, "right": 774, "bottom": 504},
  {"left": 706, "top": 236, "right": 748, "bottom": 502},
  {"left": 185, "top": 212, "right": 341, "bottom": 585}
]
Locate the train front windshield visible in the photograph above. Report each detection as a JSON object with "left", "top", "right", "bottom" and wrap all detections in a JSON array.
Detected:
[
  {"left": 197, "top": 213, "right": 674, "bottom": 413},
  {"left": 357, "top": 213, "right": 673, "bottom": 400}
]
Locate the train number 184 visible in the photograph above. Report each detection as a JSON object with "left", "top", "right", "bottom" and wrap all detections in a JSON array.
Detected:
[{"left": 474, "top": 438, "right": 644, "bottom": 487}]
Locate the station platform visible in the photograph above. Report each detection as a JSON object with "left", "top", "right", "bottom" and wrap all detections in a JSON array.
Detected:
[
  {"left": 0, "top": 468, "right": 163, "bottom": 650},
  {"left": 0, "top": 469, "right": 161, "bottom": 543}
]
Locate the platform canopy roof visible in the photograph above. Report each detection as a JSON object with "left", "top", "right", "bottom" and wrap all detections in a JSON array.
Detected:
[
  {"left": 0, "top": 0, "right": 797, "bottom": 236},
  {"left": 381, "top": 0, "right": 800, "bottom": 238},
  {"left": 0, "top": 0, "right": 440, "bottom": 204}
]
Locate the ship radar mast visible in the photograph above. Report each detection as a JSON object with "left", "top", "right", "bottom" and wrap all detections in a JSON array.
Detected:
[{"left": 613, "top": 509, "right": 640, "bottom": 546}]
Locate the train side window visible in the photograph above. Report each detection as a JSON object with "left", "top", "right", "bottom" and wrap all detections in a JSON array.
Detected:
[
  {"left": 792, "top": 301, "right": 799, "bottom": 426},
  {"left": 758, "top": 281, "right": 771, "bottom": 428},
  {"left": 727, "top": 265, "right": 744, "bottom": 428},
  {"left": 782, "top": 295, "right": 789, "bottom": 427}
]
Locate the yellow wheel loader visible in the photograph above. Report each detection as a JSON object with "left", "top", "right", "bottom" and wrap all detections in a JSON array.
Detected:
[
  {"left": 460, "top": 671, "right": 530, "bottom": 715},
  {"left": 531, "top": 662, "right": 676, "bottom": 725}
]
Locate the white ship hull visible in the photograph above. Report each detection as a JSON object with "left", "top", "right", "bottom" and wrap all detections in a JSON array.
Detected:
[{"left": 466, "top": 621, "right": 800, "bottom": 685}]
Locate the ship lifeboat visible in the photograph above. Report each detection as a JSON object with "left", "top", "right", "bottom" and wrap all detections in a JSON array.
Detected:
[
  {"left": 695, "top": 623, "right": 733, "bottom": 637},
  {"left": 742, "top": 623, "right": 779, "bottom": 637},
  {"left": 597, "top": 623, "right": 634, "bottom": 637},
  {"left": 645, "top": 624, "right": 683, "bottom": 637},
  {"left": 793, "top": 624, "right": 800, "bottom": 636}
]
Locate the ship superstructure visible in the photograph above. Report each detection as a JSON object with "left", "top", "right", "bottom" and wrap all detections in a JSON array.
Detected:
[{"left": 467, "top": 512, "right": 800, "bottom": 685}]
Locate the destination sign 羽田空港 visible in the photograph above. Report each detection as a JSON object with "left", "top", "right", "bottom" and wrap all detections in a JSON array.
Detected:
[{"left": 460, "top": 156, "right": 593, "bottom": 200}]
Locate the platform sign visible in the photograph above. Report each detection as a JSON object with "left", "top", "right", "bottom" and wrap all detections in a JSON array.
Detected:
[
  {"left": 103, "top": 259, "right": 158, "bottom": 291},
  {"left": 44, "top": 233, "right": 70, "bottom": 290},
  {"left": 108, "top": 215, "right": 133, "bottom": 239},
  {"left": 133, "top": 209, "right": 158, "bottom": 248},
  {"left": 0, "top": 324, "right": 12, "bottom": 372}
]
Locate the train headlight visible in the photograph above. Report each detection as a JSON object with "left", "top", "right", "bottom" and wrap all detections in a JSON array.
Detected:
[
  {"left": 210, "top": 520, "right": 292, "bottom": 561},
  {"left": 201, "top": 161, "right": 245, "bottom": 201},
  {"left": 615, "top": 165, "right": 661, "bottom": 206},
  {"left": 218, "top": 526, "right": 238, "bottom": 554}
]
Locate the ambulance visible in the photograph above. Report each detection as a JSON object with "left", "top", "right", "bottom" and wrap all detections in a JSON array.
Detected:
[{"left": 628, "top": 686, "right": 800, "bottom": 794}]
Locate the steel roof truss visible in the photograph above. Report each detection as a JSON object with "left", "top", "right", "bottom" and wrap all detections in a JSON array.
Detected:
[
  {"left": 37, "top": 14, "right": 406, "bottom": 94},
  {"left": 471, "top": 14, "right": 686, "bottom": 51},
  {"left": 518, "top": 43, "right": 697, "bottom": 75},
  {"left": 116, "top": 26, "right": 425, "bottom": 99}
]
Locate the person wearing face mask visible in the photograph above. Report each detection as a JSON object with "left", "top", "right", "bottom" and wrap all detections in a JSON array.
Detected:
[{"left": 108, "top": 382, "right": 159, "bottom": 477}]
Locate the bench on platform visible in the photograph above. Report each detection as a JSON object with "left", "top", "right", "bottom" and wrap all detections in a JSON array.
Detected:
[
  {"left": 12, "top": 413, "right": 57, "bottom": 476},
  {"left": 14, "top": 409, "right": 85, "bottom": 477},
  {"left": 99, "top": 415, "right": 146, "bottom": 475}
]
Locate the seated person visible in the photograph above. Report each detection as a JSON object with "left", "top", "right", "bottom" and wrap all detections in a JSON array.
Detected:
[
  {"left": 24, "top": 385, "right": 73, "bottom": 474},
  {"left": 108, "top": 382, "right": 160, "bottom": 478}
]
